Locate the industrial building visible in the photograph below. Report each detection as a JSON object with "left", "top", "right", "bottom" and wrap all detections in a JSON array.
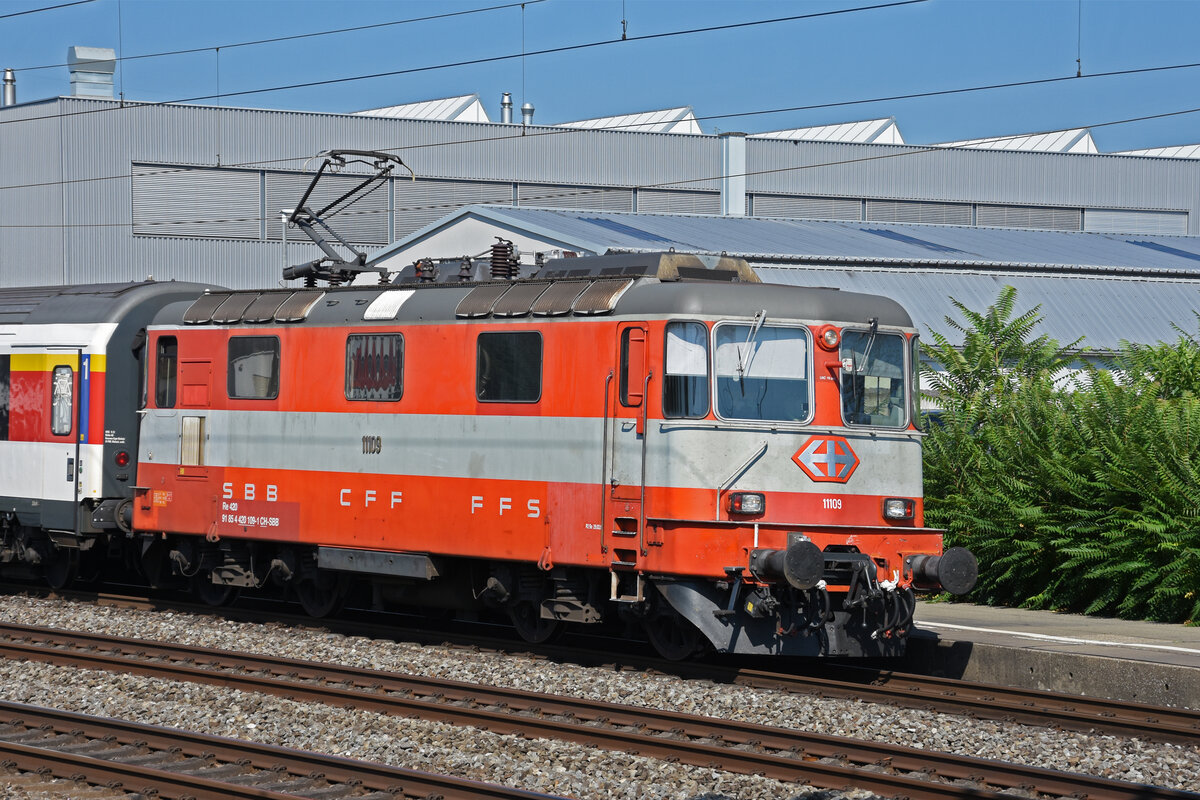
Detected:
[{"left": 2, "top": 49, "right": 1200, "bottom": 346}]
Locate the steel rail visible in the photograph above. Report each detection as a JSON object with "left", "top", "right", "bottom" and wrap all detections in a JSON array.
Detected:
[
  {"left": 9, "top": 585, "right": 1198, "bottom": 744},
  {"left": 0, "top": 623, "right": 1194, "bottom": 800},
  {"left": 0, "top": 699, "right": 564, "bottom": 800},
  {"left": 675, "top": 660, "right": 1200, "bottom": 746}
]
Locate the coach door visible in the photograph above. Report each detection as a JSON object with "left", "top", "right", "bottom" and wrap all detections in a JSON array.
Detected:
[{"left": 606, "top": 323, "right": 650, "bottom": 569}]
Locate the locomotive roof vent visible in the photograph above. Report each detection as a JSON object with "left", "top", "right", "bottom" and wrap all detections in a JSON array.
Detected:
[
  {"left": 455, "top": 278, "right": 632, "bottom": 319},
  {"left": 538, "top": 252, "right": 760, "bottom": 283},
  {"left": 184, "top": 289, "right": 324, "bottom": 325}
]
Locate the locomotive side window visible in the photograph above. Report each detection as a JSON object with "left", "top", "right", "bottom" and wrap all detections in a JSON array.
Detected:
[
  {"left": 155, "top": 336, "right": 177, "bottom": 408},
  {"left": 841, "top": 330, "right": 908, "bottom": 427},
  {"left": 476, "top": 331, "right": 542, "bottom": 402},
  {"left": 619, "top": 326, "right": 647, "bottom": 407},
  {"left": 51, "top": 365, "right": 73, "bottom": 436},
  {"left": 0, "top": 354, "right": 8, "bottom": 441},
  {"left": 346, "top": 334, "right": 403, "bottom": 401},
  {"left": 910, "top": 335, "right": 922, "bottom": 424},
  {"left": 228, "top": 336, "right": 280, "bottom": 400},
  {"left": 714, "top": 324, "right": 811, "bottom": 423},
  {"left": 664, "top": 321, "right": 709, "bottom": 418}
]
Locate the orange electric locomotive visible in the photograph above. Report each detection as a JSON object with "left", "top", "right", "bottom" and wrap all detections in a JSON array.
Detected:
[{"left": 0, "top": 249, "right": 976, "bottom": 660}]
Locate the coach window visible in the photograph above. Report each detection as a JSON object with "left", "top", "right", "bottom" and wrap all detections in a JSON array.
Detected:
[
  {"left": 51, "top": 365, "right": 73, "bottom": 436},
  {"left": 841, "top": 329, "right": 908, "bottom": 428},
  {"left": 346, "top": 334, "right": 403, "bottom": 401},
  {"left": 664, "top": 321, "right": 710, "bottom": 418},
  {"left": 477, "top": 331, "right": 541, "bottom": 402},
  {"left": 0, "top": 354, "right": 9, "bottom": 441},
  {"left": 155, "top": 336, "right": 177, "bottom": 408},
  {"left": 228, "top": 336, "right": 280, "bottom": 400},
  {"left": 715, "top": 324, "right": 811, "bottom": 423}
]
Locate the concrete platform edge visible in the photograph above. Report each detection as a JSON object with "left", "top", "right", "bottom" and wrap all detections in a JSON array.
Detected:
[{"left": 901, "top": 632, "right": 1200, "bottom": 709}]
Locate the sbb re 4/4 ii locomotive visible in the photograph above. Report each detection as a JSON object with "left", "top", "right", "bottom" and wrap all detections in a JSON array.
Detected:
[{"left": 0, "top": 251, "right": 976, "bottom": 659}]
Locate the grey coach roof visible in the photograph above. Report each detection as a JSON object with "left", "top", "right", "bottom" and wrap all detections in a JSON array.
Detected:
[{"left": 375, "top": 206, "right": 1200, "bottom": 351}]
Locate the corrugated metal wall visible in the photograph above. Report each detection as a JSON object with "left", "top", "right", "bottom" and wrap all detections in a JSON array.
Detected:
[{"left": 0, "top": 96, "right": 1197, "bottom": 288}]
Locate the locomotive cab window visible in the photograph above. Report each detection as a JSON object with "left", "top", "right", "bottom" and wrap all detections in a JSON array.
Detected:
[
  {"left": 841, "top": 329, "right": 908, "bottom": 428},
  {"left": 714, "top": 323, "right": 810, "bottom": 423},
  {"left": 51, "top": 365, "right": 73, "bottom": 436},
  {"left": 346, "top": 334, "right": 403, "bottom": 401},
  {"left": 155, "top": 336, "right": 177, "bottom": 408},
  {"left": 228, "top": 336, "right": 280, "bottom": 400},
  {"left": 664, "top": 321, "right": 709, "bottom": 418},
  {"left": 477, "top": 331, "right": 541, "bottom": 402}
]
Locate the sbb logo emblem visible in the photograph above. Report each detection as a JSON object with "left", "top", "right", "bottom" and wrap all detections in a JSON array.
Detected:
[{"left": 793, "top": 435, "right": 860, "bottom": 483}]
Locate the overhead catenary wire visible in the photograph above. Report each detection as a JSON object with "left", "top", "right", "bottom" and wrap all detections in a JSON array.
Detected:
[
  {"left": 10, "top": 0, "right": 547, "bottom": 73},
  {"left": 0, "top": 0, "right": 93, "bottom": 21},
  {"left": 0, "top": 0, "right": 926, "bottom": 130}
]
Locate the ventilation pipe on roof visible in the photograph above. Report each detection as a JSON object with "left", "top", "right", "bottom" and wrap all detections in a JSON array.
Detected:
[
  {"left": 67, "top": 46, "right": 116, "bottom": 99},
  {"left": 521, "top": 101, "right": 534, "bottom": 126},
  {"left": 2, "top": 69, "right": 14, "bottom": 107},
  {"left": 719, "top": 132, "right": 746, "bottom": 217},
  {"left": 500, "top": 92, "right": 513, "bottom": 123}
]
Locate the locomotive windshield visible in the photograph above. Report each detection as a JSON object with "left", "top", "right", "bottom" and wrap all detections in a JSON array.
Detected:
[
  {"left": 841, "top": 330, "right": 908, "bottom": 427},
  {"left": 714, "top": 324, "right": 811, "bottom": 423}
]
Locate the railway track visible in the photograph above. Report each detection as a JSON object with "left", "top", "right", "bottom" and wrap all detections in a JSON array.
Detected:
[
  {"left": 0, "top": 621, "right": 1194, "bottom": 800},
  {"left": 0, "top": 697, "right": 562, "bottom": 800},
  {"left": 9, "top": 584, "right": 1199, "bottom": 743}
]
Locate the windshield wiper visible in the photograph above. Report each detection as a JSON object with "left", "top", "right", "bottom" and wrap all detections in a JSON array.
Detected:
[{"left": 736, "top": 309, "right": 767, "bottom": 382}]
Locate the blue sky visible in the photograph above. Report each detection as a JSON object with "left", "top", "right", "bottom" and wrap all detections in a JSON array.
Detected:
[{"left": 3, "top": 0, "right": 1199, "bottom": 151}]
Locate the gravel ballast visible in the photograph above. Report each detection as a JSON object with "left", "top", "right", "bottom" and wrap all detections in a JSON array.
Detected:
[{"left": 0, "top": 593, "right": 1196, "bottom": 798}]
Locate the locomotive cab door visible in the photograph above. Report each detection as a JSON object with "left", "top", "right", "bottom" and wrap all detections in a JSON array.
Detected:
[{"left": 607, "top": 324, "right": 650, "bottom": 568}]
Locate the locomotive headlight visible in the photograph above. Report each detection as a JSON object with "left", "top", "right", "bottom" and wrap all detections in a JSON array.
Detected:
[
  {"left": 817, "top": 325, "right": 840, "bottom": 351},
  {"left": 883, "top": 498, "right": 915, "bottom": 520},
  {"left": 114, "top": 450, "right": 130, "bottom": 468},
  {"left": 728, "top": 492, "right": 765, "bottom": 515}
]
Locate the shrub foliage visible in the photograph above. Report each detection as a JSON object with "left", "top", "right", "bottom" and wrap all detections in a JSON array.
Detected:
[{"left": 921, "top": 287, "right": 1200, "bottom": 624}]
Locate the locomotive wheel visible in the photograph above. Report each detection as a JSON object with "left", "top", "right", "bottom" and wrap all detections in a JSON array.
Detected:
[
  {"left": 295, "top": 571, "right": 348, "bottom": 619},
  {"left": 508, "top": 600, "right": 561, "bottom": 644},
  {"left": 191, "top": 571, "right": 239, "bottom": 607},
  {"left": 43, "top": 547, "right": 79, "bottom": 590},
  {"left": 642, "top": 605, "right": 705, "bottom": 661}
]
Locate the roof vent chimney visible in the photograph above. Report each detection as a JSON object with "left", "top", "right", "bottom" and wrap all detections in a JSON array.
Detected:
[
  {"left": 719, "top": 132, "right": 747, "bottom": 217},
  {"left": 521, "top": 101, "right": 534, "bottom": 126},
  {"left": 500, "top": 92, "right": 513, "bottom": 124},
  {"left": 67, "top": 46, "right": 116, "bottom": 99},
  {"left": 2, "top": 69, "right": 14, "bottom": 107}
]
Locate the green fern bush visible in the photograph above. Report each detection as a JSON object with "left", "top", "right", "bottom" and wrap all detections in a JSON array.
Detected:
[{"left": 921, "top": 288, "right": 1200, "bottom": 624}]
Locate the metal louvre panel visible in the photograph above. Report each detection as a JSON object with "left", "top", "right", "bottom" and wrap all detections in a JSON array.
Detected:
[
  {"left": 976, "top": 204, "right": 1081, "bottom": 231},
  {"left": 275, "top": 290, "right": 324, "bottom": 322},
  {"left": 266, "top": 171, "right": 389, "bottom": 245},
  {"left": 394, "top": 178, "right": 513, "bottom": 238},
  {"left": 132, "top": 164, "right": 260, "bottom": 239},
  {"left": 492, "top": 283, "right": 550, "bottom": 317},
  {"left": 866, "top": 199, "right": 972, "bottom": 225},
  {"left": 1083, "top": 208, "right": 1189, "bottom": 235},
  {"left": 573, "top": 279, "right": 632, "bottom": 315},
  {"left": 211, "top": 293, "right": 259, "bottom": 324},
  {"left": 183, "top": 292, "right": 233, "bottom": 324},
  {"left": 531, "top": 281, "right": 590, "bottom": 316},
  {"left": 752, "top": 194, "right": 861, "bottom": 221},
  {"left": 637, "top": 189, "right": 720, "bottom": 214},
  {"left": 242, "top": 292, "right": 291, "bottom": 323},
  {"left": 456, "top": 284, "right": 511, "bottom": 318},
  {"left": 518, "top": 183, "right": 633, "bottom": 211}
]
